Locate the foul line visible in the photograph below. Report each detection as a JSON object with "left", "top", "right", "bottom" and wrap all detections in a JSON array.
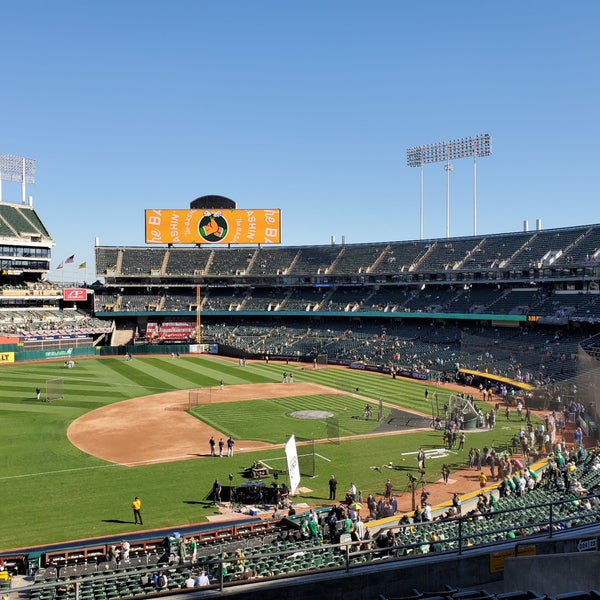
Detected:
[{"left": 0, "top": 463, "right": 119, "bottom": 481}]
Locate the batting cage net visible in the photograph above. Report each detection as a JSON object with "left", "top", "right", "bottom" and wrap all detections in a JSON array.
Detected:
[
  {"left": 295, "top": 437, "right": 316, "bottom": 477},
  {"left": 316, "top": 353, "right": 328, "bottom": 366},
  {"left": 188, "top": 388, "right": 213, "bottom": 409},
  {"left": 46, "top": 378, "right": 64, "bottom": 402},
  {"left": 326, "top": 416, "right": 340, "bottom": 444}
]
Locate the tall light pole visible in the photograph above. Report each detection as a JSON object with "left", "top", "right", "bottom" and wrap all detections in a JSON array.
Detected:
[
  {"left": 407, "top": 134, "right": 491, "bottom": 238},
  {"left": 445, "top": 157, "right": 453, "bottom": 239}
]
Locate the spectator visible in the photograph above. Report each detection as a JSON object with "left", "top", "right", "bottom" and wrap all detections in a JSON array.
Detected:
[{"left": 195, "top": 571, "right": 210, "bottom": 587}]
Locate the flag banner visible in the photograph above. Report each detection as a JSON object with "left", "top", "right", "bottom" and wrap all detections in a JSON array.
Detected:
[
  {"left": 78, "top": 262, "right": 87, "bottom": 269},
  {"left": 56, "top": 262, "right": 64, "bottom": 269},
  {"left": 65, "top": 255, "right": 75, "bottom": 263},
  {"left": 285, "top": 434, "right": 301, "bottom": 496}
]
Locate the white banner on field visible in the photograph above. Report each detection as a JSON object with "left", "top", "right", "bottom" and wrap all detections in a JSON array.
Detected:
[{"left": 285, "top": 435, "right": 301, "bottom": 496}]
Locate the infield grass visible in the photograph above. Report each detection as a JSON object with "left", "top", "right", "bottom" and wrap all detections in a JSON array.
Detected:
[{"left": 190, "top": 394, "right": 390, "bottom": 442}]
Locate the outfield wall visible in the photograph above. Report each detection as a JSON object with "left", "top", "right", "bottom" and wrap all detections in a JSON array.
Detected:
[{"left": 0, "top": 345, "right": 97, "bottom": 363}]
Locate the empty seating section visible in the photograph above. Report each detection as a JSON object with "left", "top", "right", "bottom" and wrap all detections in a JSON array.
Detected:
[
  {"left": 553, "top": 227, "right": 600, "bottom": 265},
  {"left": 282, "top": 288, "right": 326, "bottom": 311},
  {"left": 121, "top": 249, "right": 165, "bottom": 275},
  {"left": 25, "top": 210, "right": 51, "bottom": 237},
  {"left": 0, "top": 215, "right": 16, "bottom": 237},
  {"left": 459, "top": 233, "right": 528, "bottom": 271},
  {"left": 0, "top": 204, "right": 41, "bottom": 235},
  {"left": 95, "top": 248, "right": 119, "bottom": 274},
  {"left": 94, "top": 293, "right": 118, "bottom": 311},
  {"left": 323, "top": 288, "right": 365, "bottom": 311},
  {"left": 165, "top": 248, "right": 212, "bottom": 275},
  {"left": 370, "top": 242, "right": 427, "bottom": 274},
  {"left": 462, "top": 288, "right": 508, "bottom": 313},
  {"left": 203, "top": 289, "right": 245, "bottom": 311},
  {"left": 332, "top": 244, "right": 386, "bottom": 275},
  {"left": 290, "top": 246, "right": 341, "bottom": 275},
  {"left": 509, "top": 229, "right": 584, "bottom": 270},
  {"left": 534, "top": 292, "right": 600, "bottom": 319},
  {"left": 208, "top": 248, "right": 255, "bottom": 275},
  {"left": 362, "top": 288, "right": 409, "bottom": 312},
  {"left": 162, "top": 293, "right": 197, "bottom": 311},
  {"left": 95, "top": 225, "right": 600, "bottom": 288},
  {"left": 403, "top": 288, "right": 461, "bottom": 313},
  {"left": 249, "top": 248, "right": 299, "bottom": 275},
  {"left": 243, "top": 288, "right": 283, "bottom": 311},
  {"left": 416, "top": 239, "right": 481, "bottom": 272},
  {"left": 485, "top": 289, "right": 538, "bottom": 315},
  {"left": 120, "top": 293, "right": 162, "bottom": 311},
  {"left": 442, "top": 290, "right": 473, "bottom": 313}
]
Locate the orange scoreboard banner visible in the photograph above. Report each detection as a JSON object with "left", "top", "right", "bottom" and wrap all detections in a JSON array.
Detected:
[{"left": 145, "top": 209, "right": 282, "bottom": 245}]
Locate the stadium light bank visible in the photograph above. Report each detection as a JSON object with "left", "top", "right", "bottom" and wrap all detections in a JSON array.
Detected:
[{"left": 407, "top": 134, "right": 491, "bottom": 240}]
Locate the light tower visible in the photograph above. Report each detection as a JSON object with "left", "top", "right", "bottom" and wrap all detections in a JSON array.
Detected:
[
  {"left": 407, "top": 134, "right": 491, "bottom": 239},
  {"left": 0, "top": 154, "right": 36, "bottom": 204}
]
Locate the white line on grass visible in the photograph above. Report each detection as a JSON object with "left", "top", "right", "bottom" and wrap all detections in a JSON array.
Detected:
[{"left": 0, "top": 464, "right": 119, "bottom": 481}]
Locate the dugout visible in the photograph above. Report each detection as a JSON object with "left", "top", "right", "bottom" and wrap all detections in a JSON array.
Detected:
[{"left": 456, "top": 368, "right": 536, "bottom": 400}]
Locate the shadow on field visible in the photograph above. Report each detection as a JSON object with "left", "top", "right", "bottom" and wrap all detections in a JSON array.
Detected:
[
  {"left": 183, "top": 500, "right": 213, "bottom": 507},
  {"left": 102, "top": 519, "right": 135, "bottom": 524}
]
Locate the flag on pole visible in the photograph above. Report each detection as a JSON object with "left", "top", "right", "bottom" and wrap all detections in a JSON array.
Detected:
[
  {"left": 65, "top": 255, "right": 75, "bottom": 264},
  {"left": 57, "top": 262, "right": 64, "bottom": 269},
  {"left": 78, "top": 262, "right": 87, "bottom": 269}
]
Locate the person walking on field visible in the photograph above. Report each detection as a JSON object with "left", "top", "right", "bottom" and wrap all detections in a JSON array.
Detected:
[
  {"left": 384, "top": 478, "right": 393, "bottom": 500},
  {"left": 132, "top": 496, "right": 143, "bottom": 525},
  {"left": 442, "top": 464, "right": 451, "bottom": 484}
]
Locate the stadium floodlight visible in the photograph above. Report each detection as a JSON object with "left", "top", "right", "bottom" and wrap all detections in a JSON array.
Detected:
[
  {"left": 0, "top": 154, "right": 36, "bottom": 204},
  {"left": 407, "top": 134, "right": 491, "bottom": 238}
]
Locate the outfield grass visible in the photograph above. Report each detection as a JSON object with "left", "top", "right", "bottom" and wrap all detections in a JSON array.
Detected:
[{"left": 0, "top": 355, "right": 529, "bottom": 551}]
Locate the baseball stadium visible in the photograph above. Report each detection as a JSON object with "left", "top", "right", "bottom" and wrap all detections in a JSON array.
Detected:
[{"left": 1, "top": 161, "right": 600, "bottom": 599}]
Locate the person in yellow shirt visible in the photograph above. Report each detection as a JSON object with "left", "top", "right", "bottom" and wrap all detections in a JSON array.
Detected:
[
  {"left": 132, "top": 496, "right": 143, "bottom": 525},
  {"left": 479, "top": 473, "right": 488, "bottom": 489}
]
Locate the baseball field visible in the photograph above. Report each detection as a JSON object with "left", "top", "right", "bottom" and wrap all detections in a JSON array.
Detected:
[{"left": 0, "top": 354, "right": 523, "bottom": 551}]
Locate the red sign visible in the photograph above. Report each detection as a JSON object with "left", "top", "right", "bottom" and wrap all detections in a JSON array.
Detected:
[{"left": 63, "top": 288, "right": 88, "bottom": 301}]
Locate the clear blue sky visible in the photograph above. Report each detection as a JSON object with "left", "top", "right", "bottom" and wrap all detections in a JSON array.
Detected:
[{"left": 1, "top": 1, "right": 599, "bottom": 281}]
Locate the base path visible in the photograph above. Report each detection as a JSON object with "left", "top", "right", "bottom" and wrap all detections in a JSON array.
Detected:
[{"left": 67, "top": 382, "right": 344, "bottom": 467}]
